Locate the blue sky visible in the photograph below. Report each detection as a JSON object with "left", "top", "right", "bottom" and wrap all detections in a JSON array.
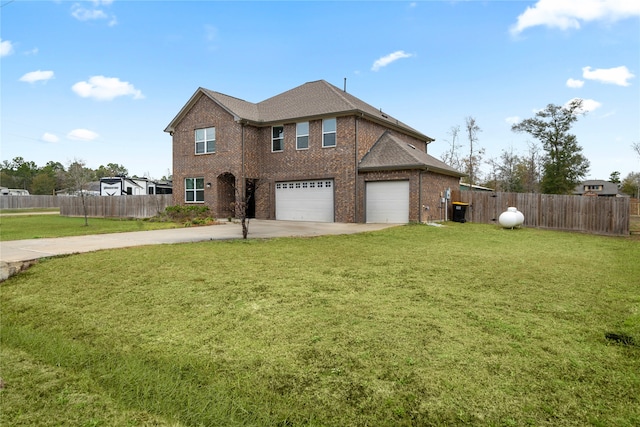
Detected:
[{"left": 1, "top": 0, "right": 639, "bottom": 181}]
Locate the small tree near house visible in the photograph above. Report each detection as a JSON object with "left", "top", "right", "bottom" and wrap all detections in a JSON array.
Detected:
[
  {"left": 66, "top": 159, "right": 96, "bottom": 226},
  {"left": 230, "top": 178, "right": 261, "bottom": 239}
]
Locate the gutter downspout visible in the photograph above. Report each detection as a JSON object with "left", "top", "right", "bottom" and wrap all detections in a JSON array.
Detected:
[
  {"left": 419, "top": 169, "right": 423, "bottom": 223},
  {"left": 354, "top": 114, "right": 361, "bottom": 223},
  {"left": 241, "top": 122, "right": 246, "bottom": 213}
]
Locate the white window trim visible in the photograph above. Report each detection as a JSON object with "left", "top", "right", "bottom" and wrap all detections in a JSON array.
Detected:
[
  {"left": 322, "top": 118, "right": 337, "bottom": 148},
  {"left": 272, "top": 125, "right": 284, "bottom": 152},
  {"left": 296, "top": 122, "right": 309, "bottom": 150},
  {"left": 185, "top": 177, "right": 205, "bottom": 203},
  {"left": 195, "top": 127, "right": 216, "bottom": 155}
]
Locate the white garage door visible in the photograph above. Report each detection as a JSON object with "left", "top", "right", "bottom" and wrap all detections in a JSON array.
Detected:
[
  {"left": 366, "top": 180, "right": 410, "bottom": 223},
  {"left": 276, "top": 180, "right": 334, "bottom": 222}
]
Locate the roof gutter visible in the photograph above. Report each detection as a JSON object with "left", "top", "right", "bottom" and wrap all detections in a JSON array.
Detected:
[{"left": 238, "top": 109, "right": 434, "bottom": 144}]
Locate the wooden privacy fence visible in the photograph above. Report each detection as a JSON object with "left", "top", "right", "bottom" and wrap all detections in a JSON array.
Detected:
[
  {"left": 454, "top": 191, "right": 630, "bottom": 236},
  {"left": 60, "top": 195, "right": 173, "bottom": 219},
  {"left": 0, "top": 195, "right": 61, "bottom": 209}
]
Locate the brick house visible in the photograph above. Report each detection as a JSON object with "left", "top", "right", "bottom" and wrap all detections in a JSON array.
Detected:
[{"left": 164, "top": 80, "right": 464, "bottom": 223}]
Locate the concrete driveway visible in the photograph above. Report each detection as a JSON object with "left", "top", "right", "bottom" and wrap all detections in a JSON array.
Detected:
[{"left": 0, "top": 220, "right": 398, "bottom": 280}]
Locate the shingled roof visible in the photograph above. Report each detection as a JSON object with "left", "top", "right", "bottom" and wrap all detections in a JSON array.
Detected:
[
  {"left": 165, "top": 80, "right": 433, "bottom": 142},
  {"left": 359, "top": 131, "right": 465, "bottom": 177},
  {"left": 573, "top": 180, "right": 622, "bottom": 196}
]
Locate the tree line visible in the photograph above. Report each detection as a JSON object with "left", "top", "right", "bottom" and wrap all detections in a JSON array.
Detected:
[
  {"left": 441, "top": 99, "right": 640, "bottom": 198},
  {"left": 0, "top": 158, "right": 142, "bottom": 195}
]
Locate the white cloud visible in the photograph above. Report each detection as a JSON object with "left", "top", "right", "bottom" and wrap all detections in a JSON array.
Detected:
[
  {"left": 71, "top": 1, "right": 117, "bottom": 25},
  {"left": 505, "top": 116, "right": 521, "bottom": 125},
  {"left": 67, "top": 129, "right": 99, "bottom": 141},
  {"left": 566, "top": 78, "right": 584, "bottom": 88},
  {"left": 510, "top": 0, "right": 640, "bottom": 35},
  {"left": 1, "top": 39, "right": 14, "bottom": 57},
  {"left": 565, "top": 98, "right": 602, "bottom": 114},
  {"left": 42, "top": 133, "right": 60, "bottom": 143},
  {"left": 72, "top": 5, "right": 107, "bottom": 21},
  {"left": 19, "top": 70, "right": 55, "bottom": 83},
  {"left": 371, "top": 50, "right": 414, "bottom": 72},
  {"left": 582, "top": 65, "right": 635, "bottom": 86},
  {"left": 72, "top": 75, "right": 144, "bottom": 101},
  {"left": 205, "top": 25, "right": 218, "bottom": 42},
  {"left": 24, "top": 48, "right": 39, "bottom": 56}
]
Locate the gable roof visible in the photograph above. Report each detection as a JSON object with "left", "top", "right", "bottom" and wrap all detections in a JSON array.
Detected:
[
  {"left": 573, "top": 180, "right": 621, "bottom": 196},
  {"left": 165, "top": 80, "right": 433, "bottom": 142},
  {"left": 359, "top": 131, "right": 465, "bottom": 177}
]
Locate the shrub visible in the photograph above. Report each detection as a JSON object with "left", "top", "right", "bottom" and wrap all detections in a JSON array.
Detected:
[{"left": 152, "top": 205, "right": 213, "bottom": 224}]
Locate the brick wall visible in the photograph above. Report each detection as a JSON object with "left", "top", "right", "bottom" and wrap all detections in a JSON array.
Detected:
[
  {"left": 171, "top": 95, "right": 244, "bottom": 218},
  {"left": 254, "top": 116, "right": 358, "bottom": 222},
  {"left": 357, "top": 170, "right": 460, "bottom": 223}
]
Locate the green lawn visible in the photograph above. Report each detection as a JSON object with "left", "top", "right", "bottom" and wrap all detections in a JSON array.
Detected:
[
  {"left": 0, "top": 208, "right": 60, "bottom": 214},
  {"left": 1, "top": 223, "right": 638, "bottom": 426},
  {"left": 631, "top": 215, "right": 640, "bottom": 234},
  {"left": 0, "top": 214, "right": 181, "bottom": 241}
]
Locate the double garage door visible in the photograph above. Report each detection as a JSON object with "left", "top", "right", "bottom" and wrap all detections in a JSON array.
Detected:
[
  {"left": 275, "top": 179, "right": 410, "bottom": 223},
  {"left": 276, "top": 180, "right": 334, "bottom": 222},
  {"left": 366, "top": 180, "right": 410, "bottom": 223}
]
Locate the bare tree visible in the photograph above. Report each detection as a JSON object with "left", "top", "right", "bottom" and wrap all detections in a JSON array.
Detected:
[
  {"left": 465, "top": 116, "right": 482, "bottom": 187},
  {"left": 440, "top": 125, "right": 463, "bottom": 172},
  {"left": 632, "top": 141, "right": 640, "bottom": 159},
  {"left": 519, "top": 142, "right": 541, "bottom": 193},
  {"left": 66, "top": 159, "right": 95, "bottom": 226},
  {"left": 484, "top": 156, "right": 500, "bottom": 191},
  {"left": 231, "top": 178, "right": 264, "bottom": 239},
  {"left": 495, "top": 146, "right": 522, "bottom": 192}
]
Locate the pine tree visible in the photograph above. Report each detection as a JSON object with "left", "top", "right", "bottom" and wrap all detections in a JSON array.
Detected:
[{"left": 511, "top": 99, "right": 589, "bottom": 194}]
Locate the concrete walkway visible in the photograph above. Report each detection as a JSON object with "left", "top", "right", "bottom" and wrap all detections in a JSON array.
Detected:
[{"left": 0, "top": 220, "right": 398, "bottom": 280}]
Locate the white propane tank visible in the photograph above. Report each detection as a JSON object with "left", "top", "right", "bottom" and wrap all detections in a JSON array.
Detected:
[
  {"left": 513, "top": 208, "right": 524, "bottom": 226},
  {"left": 499, "top": 207, "right": 524, "bottom": 228}
]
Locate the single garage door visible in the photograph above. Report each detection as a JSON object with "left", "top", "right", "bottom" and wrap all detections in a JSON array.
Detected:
[
  {"left": 366, "top": 180, "right": 410, "bottom": 223},
  {"left": 276, "top": 179, "right": 334, "bottom": 222}
]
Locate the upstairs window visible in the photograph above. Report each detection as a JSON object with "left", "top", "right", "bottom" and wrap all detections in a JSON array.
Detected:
[
  {"left": 195, "top": 127, "right": 216, "bottom": 154},
  {"left": 272, "top": 126, "right": 284, "bottom": 152},
  {"left": 296, "top": 122, "right": 309, "bottom": 150},
  {"left": 185, "top": 177, "right": 205, "bottom": 202},
  {"left": 322, "top": 118, "right": 336, "bottom": 147}
]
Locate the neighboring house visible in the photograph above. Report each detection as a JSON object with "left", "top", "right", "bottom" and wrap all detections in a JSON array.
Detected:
[
  {"left": 460, "top": 183, "right": 494, "bottom": 192},
  {"left": 99, "top": 177, "right": 173, "bottom": 196},
  {"left": 573, "top": 180, "right": 622, "bottom": 197},
  {"left": 164, "top": 80, "right": 464, "bottom": 223},
  {"left": 56, "top": 182, "right": 101, "bottom": 196}
]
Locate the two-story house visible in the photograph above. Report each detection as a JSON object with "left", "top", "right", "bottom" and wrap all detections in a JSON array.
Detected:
[
  {"left": 164, "top": 80, "right": 464, "bottom": 223},
  {"left": 573, "top": 180, "right": 622, "bottom": 197}
]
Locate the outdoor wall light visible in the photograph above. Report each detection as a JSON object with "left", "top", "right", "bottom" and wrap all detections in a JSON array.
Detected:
[{"left": 206, "top": 182, "right": 211, "bottom": 188}]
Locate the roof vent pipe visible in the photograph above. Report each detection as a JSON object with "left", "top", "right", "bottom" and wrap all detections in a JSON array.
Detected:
[{"left": 343, "top": 77, "right": 347, "bottom": 92}]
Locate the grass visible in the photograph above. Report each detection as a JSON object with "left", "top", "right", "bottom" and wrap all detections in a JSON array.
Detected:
[
  {"left": 631, "top": 215, "right": 640, "bottom": 234},
  {"left": 1, "top": 223, "right": 639, "bottom": 426},
  {"left": 0, "top": 208, "right": 60, "bottom": 214},
  {"left": 0, "top": 214, "right": 181, "bottom": 241}
]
